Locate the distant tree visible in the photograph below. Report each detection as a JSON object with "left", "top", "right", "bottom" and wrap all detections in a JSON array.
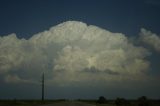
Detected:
[
  {"left": 138, "top": 96, "right": 149, "bottom": 106},
  {"left": 97, "top": 96, "right": 107, "bottom": 104},
  {"left": 115, "top": 98, "right": 129, "bottom": 106}
]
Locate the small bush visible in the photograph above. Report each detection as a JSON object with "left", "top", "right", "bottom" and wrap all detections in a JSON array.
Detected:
[
  {"left": 115, "top": 98, "right": 129, "bottom": 106},
  {"left": 97, "top": 96, "right": 107, "bottom": 104},
  {"left": 138, "top": 96, "right": 149, "bottom": 106}
]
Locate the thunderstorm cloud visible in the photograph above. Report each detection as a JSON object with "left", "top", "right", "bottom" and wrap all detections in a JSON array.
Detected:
[
  {"left": 139, "top": 28, "right": 160, "bottom": 52},
  {"left": 0, "top": 21, "right": 157, "bottom": 86}
]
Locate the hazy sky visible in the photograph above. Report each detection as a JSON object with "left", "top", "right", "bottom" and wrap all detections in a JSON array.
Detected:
[{"left": 0, "top": 0, "right": 160, "bottom": 99}]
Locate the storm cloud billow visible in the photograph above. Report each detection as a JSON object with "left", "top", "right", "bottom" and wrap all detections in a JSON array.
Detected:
[
  {"left": 0, "top": 21, "right": 159, "bottom": 86},
  {"left": 139, "top": 28, "right": 160, "bottom": 52}
]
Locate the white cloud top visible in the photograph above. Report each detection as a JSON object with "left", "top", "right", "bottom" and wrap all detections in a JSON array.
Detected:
[
  {"left": 0, "top": 21, "right": 153, "bottom": 85},
  {"left": 140, "top": 28, "right": 160, "bottom": 52}
]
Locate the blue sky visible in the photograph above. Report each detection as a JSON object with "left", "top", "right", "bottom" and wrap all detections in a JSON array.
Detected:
[
  {"left": 0, "top": 0, "right": 160, "bottom": 38},
  {"left": 0, "top": 0, "right": 160, "bottom": 99}
]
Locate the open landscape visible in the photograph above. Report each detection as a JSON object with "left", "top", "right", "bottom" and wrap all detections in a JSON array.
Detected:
[
  {"left": 0, "top": 98, "right": 160, "bottom": 106},
  {"left": 0, "top": 0, "right": 160, "bottom": 106}
]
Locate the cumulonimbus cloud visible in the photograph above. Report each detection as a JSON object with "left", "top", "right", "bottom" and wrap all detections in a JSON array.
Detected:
[
  {"left": 0, "top": 21, "right": 152, "bottom": 85},
  {"left": 139, "top": 28, "right": 160, "bottom": 52}
]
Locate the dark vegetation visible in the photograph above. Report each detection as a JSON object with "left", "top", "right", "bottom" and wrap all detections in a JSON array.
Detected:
[
  {"left": 0, "top": 99, "right": 67, "bottom": 106},
  {"left": 97, "top": 96, "right": 108, "bottom": 104},
  {"left": 0, "top": 96, "right": 160, "bottom": 106},
  {"left": 78, "top": 96, "right": 160, "bottom": 106},
  {"left": 115, "top": 98, "right": 129, "bottom": 106}
]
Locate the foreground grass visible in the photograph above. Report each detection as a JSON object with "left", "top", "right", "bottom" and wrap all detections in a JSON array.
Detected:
[
  {"left": 0, "top": 99, "right": 160, "bottom": 106},
  {"left": 78, "top": 99, "right": 160, "bottom": 106},
  {"left": 0, "top": 99, "right": 66, "bottom": 106}
]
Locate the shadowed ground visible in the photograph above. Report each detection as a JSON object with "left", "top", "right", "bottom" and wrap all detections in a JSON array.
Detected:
[
  {"left": 41, "top": 101, "right": 160, "bottom": 106},
  {"left": 41, "top": 101, "right": 96, "bottom": 106},
  {"left": 1, "top": 100, "right": 160, "bottom": 106}
]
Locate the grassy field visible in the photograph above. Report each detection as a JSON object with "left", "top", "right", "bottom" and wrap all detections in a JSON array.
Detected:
[
  {"left": 0, "top": 99, "right": 66, "bottom": 106},
  {"left": 0, "top": 99, "right": 160, "bottom": 106}
]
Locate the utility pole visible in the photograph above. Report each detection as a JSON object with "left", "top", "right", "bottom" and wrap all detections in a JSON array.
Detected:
[{"left": 42, "top": 73, "right": 44, "bottom": 101}]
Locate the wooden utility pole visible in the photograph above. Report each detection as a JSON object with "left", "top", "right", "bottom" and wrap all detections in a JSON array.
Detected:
[{"left": 42, "top": 73, "right": 44, "bottom": 101}]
